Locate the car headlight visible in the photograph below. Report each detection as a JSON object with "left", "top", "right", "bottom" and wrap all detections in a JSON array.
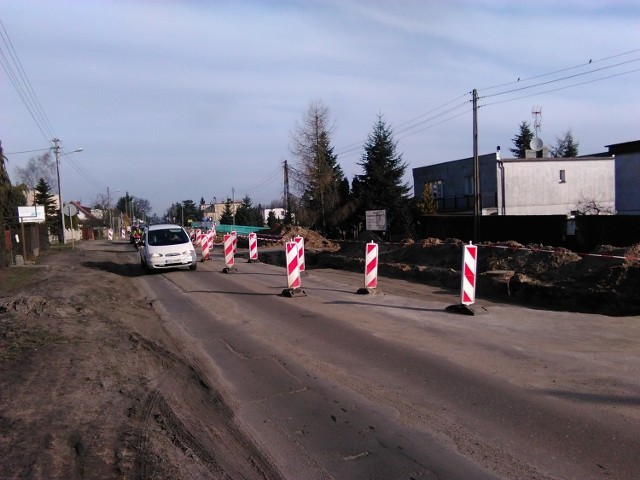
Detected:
[{"left": 150, "top": 253, "right": 163, "bottom": 258}]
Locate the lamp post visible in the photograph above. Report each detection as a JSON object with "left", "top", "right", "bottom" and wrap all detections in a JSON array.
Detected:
[{"left": 52, "top": 138, "right": 83, "bottom": 244}]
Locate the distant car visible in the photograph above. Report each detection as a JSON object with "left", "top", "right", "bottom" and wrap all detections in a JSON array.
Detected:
[{"left": 139, "top": 224, "right": 197, "bottom": 273}]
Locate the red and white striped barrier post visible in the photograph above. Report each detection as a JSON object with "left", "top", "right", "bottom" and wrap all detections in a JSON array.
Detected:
[
  {"left": 357, "top": 242, "right": 379, "bottom": 294},
  {"left": 446, "top": 242, "right": 478, "bottom": 315},
  {"left": 121, "top": 228, "right": 126, "bottom": 240},
  {"left": 248, "top": 232, "right": 259, "bottom": 262},
  {"left": 195, "top": 229, "right": 204, "bottom": 246},
  {"left": 294, "top": 235, "right": 305, "bottom": 272},
  {"left": 222, "top": 233, "right": 236, "bottom": 273},
  {"left": 231, "top": 230, "right": 237, "bottom": 254},
  {"left": 461, "top": 242, "right": 477, "bottom": 305},
  {"left": 282, "top": 241, "right": 306, "bottom": 297},
  {"left": 108, "top": 228, "right": 113, "bottom": 241},
  {"left": 201, "top": 230, "right": 211, "bottom": 261}
]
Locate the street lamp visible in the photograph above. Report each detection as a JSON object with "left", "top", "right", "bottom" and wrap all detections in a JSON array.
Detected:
[{"left": 52, "top": 138, "right": 83, "bottom": 244}]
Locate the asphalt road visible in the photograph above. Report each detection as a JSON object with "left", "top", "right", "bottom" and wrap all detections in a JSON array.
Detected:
[{"left": 136, "top": 249, "right": 640, "bottom": 480}]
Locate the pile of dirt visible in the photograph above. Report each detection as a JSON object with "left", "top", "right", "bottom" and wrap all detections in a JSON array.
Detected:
[{"left": 276, "top": 225, "right": 340, "bottom": 251}]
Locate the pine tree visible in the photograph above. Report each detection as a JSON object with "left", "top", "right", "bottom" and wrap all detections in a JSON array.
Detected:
[
  {"left": 418, "top": 183, "right": 438, "bottom": 215},
  {"left": 551, "top": 130, "right": 579, "bottom": 157},
  {"left": 220, "top": 199, "right": 234, "bottom": 225},
  {"left": 356, "top": 115, "right": 411, "bottom": 237},
  {"left": 510, "top": 121, "right": 534, "bottom": 158},
  {"left": 34, "top": 177, "right": 59, "bottom": 233}
]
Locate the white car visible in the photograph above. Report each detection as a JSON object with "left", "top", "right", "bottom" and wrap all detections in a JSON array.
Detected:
[{"left": 140, "top": 224, "right": 197, "bottom": 273}]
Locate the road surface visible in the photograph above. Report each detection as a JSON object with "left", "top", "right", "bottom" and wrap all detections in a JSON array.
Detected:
[{"left": 136, "top": 249, "right": 640, "bottom": 479}]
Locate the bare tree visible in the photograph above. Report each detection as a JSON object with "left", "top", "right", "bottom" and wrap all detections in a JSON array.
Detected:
[
  {"left": 14, "top": 151, "right": 56, "bottom": 190},
  {"left": 575, "top": 196, "right": 615, "bottom": 215},
  {"left": 289, "top": 101, "right": 345, "bottom": 233}
]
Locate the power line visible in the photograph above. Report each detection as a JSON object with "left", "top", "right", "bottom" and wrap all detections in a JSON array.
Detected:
[
  {"left": 478, "top": 48, "right": 640, "bottom": 93},
  {"left": 480, "top": 56, "right": 640, "bottom": 100},
  {"left": 0, "top": 19, "right": 57, "bottom": 141},
  {"left": 481, "top": 67, "right": 640, "bottom": 109}
]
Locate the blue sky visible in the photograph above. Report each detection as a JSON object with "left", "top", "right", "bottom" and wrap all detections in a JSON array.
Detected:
[{"left": 3, "top": 1, "right": 639, "bottom": 216}]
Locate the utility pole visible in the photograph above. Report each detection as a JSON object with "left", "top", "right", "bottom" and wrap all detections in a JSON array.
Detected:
[
  {"left": 232, "top": 187, "right": 235, "bottom": 226},
  {"left": 52, "top": 138, "right": 65, "bottom": 244},
  {"left": 472, "top": 89, "right": 480, "bottom": 243},
  {"left": 283, "top": 159, "right": 291, "bottom": 225}
]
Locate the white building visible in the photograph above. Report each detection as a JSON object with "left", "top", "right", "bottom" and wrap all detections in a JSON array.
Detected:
[
  {"left": 262, "top": 208, "right": 285, "bottom": 225},
  {"left": 496, "top": 156, "right": 615, "bottom": 215}
]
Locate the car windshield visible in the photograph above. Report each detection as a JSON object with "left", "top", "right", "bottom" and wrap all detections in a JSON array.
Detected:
[{"left": 148, "top": 228, "right": 190, "bottom": 246}]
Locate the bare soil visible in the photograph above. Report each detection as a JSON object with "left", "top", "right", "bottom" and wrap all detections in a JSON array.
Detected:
[
  {"left": 1, "top": 231, "right": 638, "bottom": 479},
  {"left": 0, "top": 244, "right": 280, "bottom": 480}
]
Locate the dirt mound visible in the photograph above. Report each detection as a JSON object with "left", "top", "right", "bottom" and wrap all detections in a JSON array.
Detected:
[{"left": 278, "top": 226, "right": 340, "bottom": 251}]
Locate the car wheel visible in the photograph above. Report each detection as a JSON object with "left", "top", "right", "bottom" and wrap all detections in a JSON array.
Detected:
[{"left": 189, "top": 262, "right": 197, "bottom": 271}]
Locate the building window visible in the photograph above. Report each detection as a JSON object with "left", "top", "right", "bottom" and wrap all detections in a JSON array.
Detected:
[
  {"left": 430, "top": 180, "right": 444, "bottom": 198},
  {"left": 559, "top": 170, "right": 566, "bottom": 183},
  {"left": 464, "top": 175, "right": 474, "bottom": 195}
]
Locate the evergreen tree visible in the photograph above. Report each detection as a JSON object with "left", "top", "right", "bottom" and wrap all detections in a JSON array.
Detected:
[
  {"left": 551, "top": 130, "right": 579, "bottom": 158},
  {"left": 220, "top": 199, "right": 234, "bottom": 225},
  {"left": 181, "top": 199, "right": 199, "bottom": 226},
  {"left": 34, "top": 177, "right": 59, "bottom": 233},
  {"left": 235, "top": 196, "right": 253, "bottom": 226},
  {"left": 356, "top": 115, "right": 411, "bottom": 237},
  {"left": 1, "top": 142, "right": 28, "bottom": 265},
  {"left": 510, "top": 121, "right": 534, "bottom": 158},
  {"left": 417, "top": 183, "right": 438, "bottom": 214},
  {"left": 267, "top": 210, "right": 278, "bottom": 230}
]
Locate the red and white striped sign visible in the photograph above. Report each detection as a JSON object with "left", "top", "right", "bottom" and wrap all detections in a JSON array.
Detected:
[
  {"left": 294, "top": 235, "right": 305, "bottom": 271},
  {"left": 195, "top": 229, "right": 204, "bottom": 246},
  {"left": 364, "top": 242, "right": 379, "bottom": 289},
  {"left": 460, "top": 243, "right": 478, "bottom": 305},
  {"left": 121, "top": 228, "right": 125, "bottom": 239},
  {"left": 286, "top": 241, "right": 301, "bottom": 289},
  {"left": 201, "top": 231, "right": 212, "bottom": 260},
  {"left": 108, "top": 228, "right": 113, "bottom": 241},
  {"left": 224, "top": 233, "right": 235, "bottom": 268},
  {"left": 249, "top": 232, "right": 258, "bottom": 260},
  {"left": 231, "top": 230, "right": 237, "bottom": 254}
]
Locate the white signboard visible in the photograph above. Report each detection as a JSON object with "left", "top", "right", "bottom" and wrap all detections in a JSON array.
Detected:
[
  {"left": 18, "top": 205, "right": 46, "bottom": 223},
  {"left": 365, "top": 209, "right": 387, "bottom": 231}
]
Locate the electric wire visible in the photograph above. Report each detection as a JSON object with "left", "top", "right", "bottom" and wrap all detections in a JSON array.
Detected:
[
  {"left": 481, "top": 67, "right": 640, "bottom": 109},
  {"left": 478, "top": 48, "right": 640, "bottom": 93},
  {"left": 0, "top": 18, "right": 57, "bottom": 141}
]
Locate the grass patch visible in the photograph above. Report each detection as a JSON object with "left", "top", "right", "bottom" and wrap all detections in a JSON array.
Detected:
[{"left": 0, "top": 317, "right": 65, "bottom": 361}]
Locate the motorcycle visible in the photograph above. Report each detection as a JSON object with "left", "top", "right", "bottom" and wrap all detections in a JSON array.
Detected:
[{"left": 133, "top": 235, "right": 142, "bottom": 250}]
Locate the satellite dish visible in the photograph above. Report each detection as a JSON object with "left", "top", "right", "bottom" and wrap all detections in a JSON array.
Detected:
[{"left": 530, "top": 137, "right": 543, "bottom": 151}]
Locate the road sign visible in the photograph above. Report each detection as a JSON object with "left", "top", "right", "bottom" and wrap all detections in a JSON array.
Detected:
[
  {"left": 18, "top": 205, "right": 45, "bottom": 223},
  {"left": 365, "top": 210, "right": 386, "bottom": 231}
]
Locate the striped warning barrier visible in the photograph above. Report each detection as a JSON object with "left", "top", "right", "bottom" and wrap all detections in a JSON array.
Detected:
[
  {"left": 294, "top": 236, "right": 305, "bottom": 272},
  {"left": 365, "top": 242, "right": 379, "bottom": 289},
  {"left": 121, "top": 228, "right": 125, "bottom": 239},
  {"left": 286, "top": 241, "right": 301, "bottom": 289},
  {"left": 223, "top": 233, "right": 235, "bottom": 271},
  {"left": 248, "top": 232, "right": 258, "bottom": 262},
  {"left": 231, "top": 230, "right": 237, "bottom": 254},
  {"left": 108, "top": 228, "right": 113, "bottom": 241},
  {"left": 201, "top": 230, "right": 211, "bottom": 261},
  {"left": 446, "top": 242, "right": 478, "bottom": 315},
  {"left": 461, "top": 242, "right": 478, "bottom": 305},
  {"left": 357, "top": 242, "right": 379, "bottom": 294}
]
